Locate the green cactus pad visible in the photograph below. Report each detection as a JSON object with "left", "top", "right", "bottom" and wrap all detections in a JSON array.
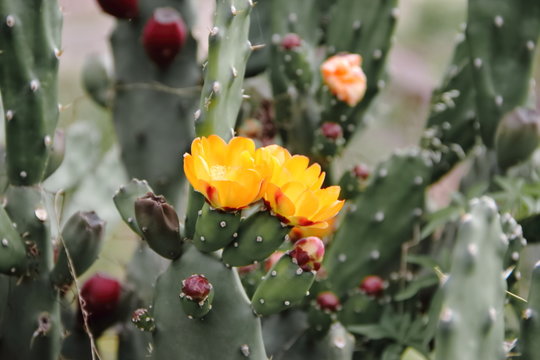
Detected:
[
  {"left": 325, "top": 149, "right": 431, "bottom": 295},
  {"left": 151, "top": 245, "right": 267, "bottom": 359},
  {"left": 435, "top": 197, "right": 507, "bottom": 360},
  {"left": 520, "top": 261, "right": 540, "bottom": 359},
  {"left": 193, "top": 202, "right": 241, "bottom": 253},
  {"left": 183, "top": 188, "right": 205, "bottom": 240},
  {"left": 113, "top": 178, "right": 153, "bottom": 237},
  {"left": 50, "top": 211, "right": 105, "bottom": 288},
  {"left": 0, "top": 0, "right": 62, "bottom": 185},
  {"left": 81, "top": 54, "right": 111, "bottom": 108},
  {"left": 252, "top": 254, "right": 315, "bottom": 316},
  {"left": 466, "top": 0, "right": 540, "bottom": 147},
  {"left": 222, "top": 211, "right": 290, "bottom": 267},
  {"left": 0, "top": 204, "right": 27, "bottom": 276},
  {"left": 195, "top": 0, "right": 254, "bottom": 139}
]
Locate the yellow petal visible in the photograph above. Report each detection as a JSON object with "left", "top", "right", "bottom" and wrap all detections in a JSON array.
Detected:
[{"left": 295, "top": 190, "right": 320, "bottom": 220}]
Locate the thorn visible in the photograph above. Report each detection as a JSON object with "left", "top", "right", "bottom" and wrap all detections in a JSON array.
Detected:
[{"left": 250, "top": 43, "right": 266, "bottom": 51}]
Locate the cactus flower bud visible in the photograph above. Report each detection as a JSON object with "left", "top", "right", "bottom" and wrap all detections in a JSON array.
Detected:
[
  {"left": 134, "top": 192, "right": 182, "bottom": 259},
  {"left": 316, "top": 291, "right": 341, "bottom": 312},
  {"left": 180, "top": 274, "right": 214, "bottom": 318},
  {"left": 281, "top": 33, "right": 302, "bottom": 50},
  {"left": 353, "top": 164, "right": 370, "bottom": 180},
  {"left": 81, "top": 274, "right": 122, "bottom": 316},
  {"left": 96, "top": 0, "right": 138, "bottom": 19},
  {"left": 320, "top": 122, "right": 343, "bottom": 140},
  {"left": 142, "top": 7, "right": 187, "bottom": 68},
  {"left": 495, "top": 107, "right": 540, "bottom": 171},
  {"left": 131, "top": 308, "right": 156, "bottom": 332},
  {"left": 359, "top": 275, "right": 385, "bottom": 296},
  {"left": 290, "top": 236, "right": 325, "bottom": 272}
]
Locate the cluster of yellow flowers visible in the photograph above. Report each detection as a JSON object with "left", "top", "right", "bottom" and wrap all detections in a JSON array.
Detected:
[{"left": 183, "top": 135, "right": 344, "bottom": 231}]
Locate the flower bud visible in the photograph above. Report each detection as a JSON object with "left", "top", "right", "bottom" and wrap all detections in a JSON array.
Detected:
[
  {"left": 290, "top": 236, "right": 325, "bottom": 272},
  {"left": 321, "top": 122, "right": 343, "bottom": 140},
  {"left": 96, "top": 0, "right": 138, "bottom": 19},
  {"left": 316, "top": 291, "right": 341, "bottom": 312},
  {"left": 359, "top": 275, "right": 385, "bottom": 296},
  {"left": 180, "top": 275, "right": 214, "bottom": 318},
  {"left": 281, "top": 33, "right": 302, "bottom": 50},
  {"left": 131, "top": 308, "right": 156, "bottom": 332}
]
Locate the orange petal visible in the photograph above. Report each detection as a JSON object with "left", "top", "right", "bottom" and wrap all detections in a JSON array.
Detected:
[{"left": 295, "top": 190, "right": 320, "bottom": 220}]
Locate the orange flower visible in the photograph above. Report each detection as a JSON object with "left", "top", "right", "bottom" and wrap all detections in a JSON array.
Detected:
[
  {"left": 289, "top": 217, "right": 336, "bottom": 242},
  {"left": 258, "top": 148, "right": 344, "bottom": 227},
  {"left": 321, "top": 53, "right": 367, "bottom": 107},
  {"left": 183, "top": 135, "right": 264, "bottom": 211}
]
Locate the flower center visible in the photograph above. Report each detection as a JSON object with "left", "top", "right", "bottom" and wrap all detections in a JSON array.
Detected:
[{"left": 210, "top": 165, "right": 228, "bottom": 180}]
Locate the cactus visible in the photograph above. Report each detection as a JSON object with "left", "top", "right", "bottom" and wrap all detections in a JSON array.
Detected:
[
  {"left": 520, "top": 262, "right": 540, "bottom": 359},
  {"left": 325, "top": 149, "right": 431, "bottom": 294},
  {"left": 0, "top": 0, "right": 62, "bottom": 185},
  {"left": 466, "top": 0, "right": 540, "bottom": 148},
  {"left": 108, "top": 0, "right": 200, "bottom": 200},
  {"left": 435, "top": 197, "right": 507, "bottom": 360}
]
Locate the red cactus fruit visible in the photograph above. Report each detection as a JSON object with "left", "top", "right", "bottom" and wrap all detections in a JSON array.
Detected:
[
  {"left": 321, "top": 122, "right": 343, "bottom": 140},
  {"left": 142, "top": 7, "right": 187, "bottom": 68},
  {"left": 290, "top": 236, "right": 325, "bottom": 272},
  {"left": 81, "top": 273, "right": 121, "bottom": 316},
  {"left": 316, "top": 291, "right": 341, "bottom": 312},
  {"left": 281, "top": 33, "right": 302, "bottom": 50},
  {"left": 353, "top": 163, "right": 370, "bottom": 180},
  {"left": 360, "top": 275, "right": 385, "bottom": 296},
  {"left": 96, "top": 0, "right": 139, "bottom": 19},
  {"left": 181, "top": 274, "right": 212, "bottom": 302}
]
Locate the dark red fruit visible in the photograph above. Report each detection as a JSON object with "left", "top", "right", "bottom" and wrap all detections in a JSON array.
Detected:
[
  {"left": 321, "top": 122, "right": 343, "bottom": 140},
  {"left": 81, "top": 273, "right": 121, "bottom": 316},
  {"left": 142, "top": 7, "right": 187, "bottom": 68},
  {"left": 353, "top": 164, "right": 370, "bottom": 180},
  {"left": 316, "top": 291, "right": 341, "bottom": 312},
  {"left": 359, "top": 275, "right": 384, "bottom": 296},
  {"left": 96, "top": 0, "right": 139, "bottom": 19},
  {"left": 182, "top": 274, "right": 212, "bottom": 302},
  {"left": 281, "top": 33, "right": 302, "bottom": 50}
]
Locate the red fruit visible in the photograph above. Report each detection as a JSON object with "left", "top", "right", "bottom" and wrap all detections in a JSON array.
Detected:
[
  {"left": 142, "top": 7, "right": 187, "bottom": 68},
  {"left": 353, "top": 164, "right": 370, "bottom": 180},
  {"left": 359, "top": 275, "right": 384, "bottom": 296},
  {"left": 182, "top": 274, "right": 212, "bottom": 302},
  {"left": 290, "top": 236, "right": 325, "bottom": 272},
  {"left": 282, "top": 33, "right": 302, "bottom": 50},
  {"left": 316, "top": 291, "right": 341, "bottom": 312},
  {"left": 321, "top": 122, "right": 343, "bottom": 140},
  {"left": 81, "top": 273, "right": 121, "bottom": 316},
  {"left": 96, "top": 0, "right": 138, "bottom": 19}
]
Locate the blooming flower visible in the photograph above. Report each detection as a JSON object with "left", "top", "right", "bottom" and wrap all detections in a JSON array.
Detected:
[
  {"left": 257, "top": 146, "right": 344, "bottom": 227},
  {"left": 321, "top": 53, "right": 367, "bottom": 107},
  {"left": 183, "top": 135, "right": 264, "bottom": 211}
]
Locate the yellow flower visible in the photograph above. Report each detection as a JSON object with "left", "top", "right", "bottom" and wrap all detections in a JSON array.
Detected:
[
  {"left": 183, "top": 135, "right": 264, "bottom": 211},
  {"left": 321, "top": 53, "right": 367, "bottom": 107},
  {"left": 258, "top": 149, "right": 344, "bottom": 227},
  {"left": 289, "top": 217, "right": 336, "bottom": 243}
]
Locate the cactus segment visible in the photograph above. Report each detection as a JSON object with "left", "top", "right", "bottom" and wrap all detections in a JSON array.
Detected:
[
  {"left": 132, "top": 308, "right": 156, "bottom": 332},
  {"left": 184, "top": 188, "right": 205, "bottom": 240},
  {"left": 422, "top": 37, "right": 478, "bottom": 182},
  {"left": 221, "top": 211, "right": 290, "bottom": 267},
  {"left": 192, "top": 202, "right": 241, "bottom": 253},
  {"left": 277, "top": 35, "right": 314, "bottom": 93},
  {"left": 110, "top": 0, "right": 199, "bottom": 200},
  {"left": 321, "top": 0, "right": 399, "bottom": 140},
  {"left": 81, "top": 54, "right": 111, "bottom": 108},
  {"left": 520, "top": 262, "right": 540, "bottom": 359},
  {"left": 466, "top": 0, "right": 540, "bottom": 147},
  {"left": 0, "top": 0, "right": 62, "bottom": 185},
  {"left": 42, "top": 129, "right": 65, "bottom": 180},
  {"left": 113, "top": 179, "right": 153, "bottom": 237},
  {"left": 251, "top": 254, "right": 316, "bottom": 316},
  {"left": 50, "top": 211, "right": 105, "bottom": 288},
  {"left": 435, "top": 197, "right": 507, "bottom": 360},
  {"left": 0, "top": 204, "right": 26, "bottom": 275},
  {"left": 278, "top": 322, "right": 355, "bottom": 360},
  {"left": 195, "top": 0, "right": 254, "bottom": 139},
  {"left": 151, "top": 245, "right": 267, "bottom": 359},
  {"left": 134, "top": 192, "right": 183, "bottom": 260},
  {"left": 325, "top": 150, "right": 430, "bottom": 294},
  {"left": 500, "top": 213, "right": 526, "bottom": 290}
]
